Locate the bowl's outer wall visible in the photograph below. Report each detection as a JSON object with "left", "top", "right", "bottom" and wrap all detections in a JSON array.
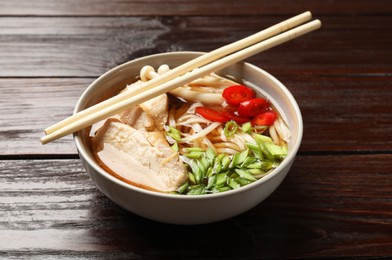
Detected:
[
  {"left": 80, "top": 154, "right": 293, "bottom": 224},
  {"left": 74, "top": 52, "right": 302, "bottom": 224}
]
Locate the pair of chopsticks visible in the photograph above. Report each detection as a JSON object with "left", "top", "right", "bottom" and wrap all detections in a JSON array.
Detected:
[{"left": 41, "top": 11, "right": 321, "bottom": 145}]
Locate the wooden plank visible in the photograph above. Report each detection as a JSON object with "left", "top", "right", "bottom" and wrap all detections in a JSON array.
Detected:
[
  {"left": 1, "top": 75, "right": 391, "bottom": 155},
  {"left": 278, "top": 74, "right": 392, "bottom": 152},
  {"left": 0, "top": 0, "right": 391, "bottom": 16},
  {"left": 0, "top": 15, "right": 391, "bottom": 77},
  {"left": 0, "top": 155, "right": 391, "bottom": 258},
  {"left": 0, "top": 17, "right": 168, "bottom": 77},
  {"left": 0, "top": 78, "right": 92, "bottom": 155}
]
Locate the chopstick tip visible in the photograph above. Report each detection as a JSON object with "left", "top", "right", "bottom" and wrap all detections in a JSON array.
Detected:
[
  {"left": 40, "top": 138, "right": 46, "bottom": 145},
  {"left": 313, "top": 19, "right": 322, "bottom": 29},
  {"left": 40, "top": 136, "right": 48, "bottom": 145}
]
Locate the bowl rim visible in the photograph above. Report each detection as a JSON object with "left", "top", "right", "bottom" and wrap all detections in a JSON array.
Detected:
[{"left": 74, "top": 51, "right": 303, "bottom": 200}]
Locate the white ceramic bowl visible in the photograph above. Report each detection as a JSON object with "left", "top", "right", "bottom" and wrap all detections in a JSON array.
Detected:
[{"left": 74, "top": 52, "right": 303, "bottom": 225}]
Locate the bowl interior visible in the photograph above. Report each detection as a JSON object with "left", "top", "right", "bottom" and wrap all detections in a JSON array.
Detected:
[{"left": 74, "top": 51, "right": 303, "bottom": 198}]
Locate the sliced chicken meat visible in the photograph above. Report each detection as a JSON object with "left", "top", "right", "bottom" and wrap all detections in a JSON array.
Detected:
[
  {"left": 119, "top": 93, "right": 168, "bottom": 131},
  {"left": 91, "top": 119, "right": 187, "bottom": 192}
]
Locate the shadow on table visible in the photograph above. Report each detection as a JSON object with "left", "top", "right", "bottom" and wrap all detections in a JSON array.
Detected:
[{"left": 85, "top": 172, "right": 323, "bottom": 259}]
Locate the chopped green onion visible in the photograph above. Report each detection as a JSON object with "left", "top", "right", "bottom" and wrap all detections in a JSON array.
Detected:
[
  {"left": 216, "top": 173, "right": 228, "bottom": 187},
  {"left": 188, "top": 160, "right": 199, "bottom": 176},
  {"left": 235, "top": 169, "right": 257, "bottom": 181},
  {"left": 262, "top": 160, "right": 274, "bottom": 171},
  {"left": 194, "top": 162, "right": 203, "bottom": 183},
  {"left": 206, "top": 167, "right": 214, "bottom": 178},
  {"left": 253, "top": 134, "right": 273, "bottom": 144},
  {"left": 187, "top": 184, "right": 206, "bottom": 195},
  {"left": 235, "top": 177, "right": 252, "bottom": 186},
  {"left": 177, "top": 133, "right": 288, "bottom": 195},
  {"left": 206, "top": 148, "right": 217, "bottom": 164},
  {"left": 229, "top": 149, "right": 248, "bottom": 168},
  {"left": 221, "top": 155, "right": 231, "bottom": 169},
  {"left": 188, "top": 172, "right": 196, "bottom": 184},
  {"left": 228, "top": 178, "right": 241, "bottom": 189},
  {"left": 271, "top": 161, "right": 281, "bottom": 168},
  {"left": 259, "top": 142, "right": 274, "bottom": 161},
  {"left": 177, "top": 181, "right": 189, "bottom": 193},
  {"left": 166, "top": 126, "right": 182, "bottom": 141},
  {"left": 214, "top": 162, "right": 222, "bottom": 174},
  {"left": 241, "top": 122, "right": 252, "bottom": 133},
  {"left": 200, "top": 156, "right": 210, "bottom": 170},
  {"left": 246, "top": 162, "right": 264, "bottom": 169},
  {"left": 229, "top": 153, "right": 239, "bottom": 168},
  {"left": 215, "top": 154, "right": 225, "bottom": 164},
  {"left": 264, "top": 142, "right": 287, "bottom": 159},
  {"left": 237, "top": 149, "right": 249, "bottom": 165},
  {"left": 185, "top": 151, "right": 204, "bottom": 159},
  {"left": 240, "top": 156, "right": 257, "bottom": 168},
  {"left": 196, "top": 159, "right": 206, "bottom": 174},
  {"left": 206, "top": 175, "right": 217, "bottom": 189},
  {"left": 229, "top": 172, "right": 239, "bottom": 179},
  {"left": 171, "top": 142, "right": 179, "bottom": 152},
  {"left": 245, "top": 142, "right": 263, "bottom": 160},
  {"left": 215, "top": 186, "right": 231, "bottom": 192},
  {"left": 247, "top": 168, "right": 265, "bottom": 176},
  {"left": 224, "top": 120, "right": 238, "bottom": 138}
]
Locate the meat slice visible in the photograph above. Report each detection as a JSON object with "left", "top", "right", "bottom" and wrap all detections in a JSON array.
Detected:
[
  {"left": 139, "top": 94, "right": 168, "bottom": 131},
  {"left": 119, "top": 105, "right": 156, "bottom": 131},
  {"left": 91, "top": 119, "right": 187, "bottom": 192},
  {"left": 119, "top": 94, "right": 168, "bottom": 131}
]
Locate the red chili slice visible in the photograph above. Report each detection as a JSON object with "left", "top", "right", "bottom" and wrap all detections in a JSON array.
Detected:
[
  {"left": 251, "top": 111, "right": 277, "bottom": 126},
  {"left": 222, "top": 85, "right": 255, "bottom": 106},
  {"left": 237, "top": 98, "right": 270, "bottom": 117},
  {"left": 208, "top": 105, "right": 237, "bottom": 114},
  {"left": 195, "top": 107, "right": 230, "bottom": 123},
  {"left": 221, "top": 112, "right": 251, "bottom": 124}
]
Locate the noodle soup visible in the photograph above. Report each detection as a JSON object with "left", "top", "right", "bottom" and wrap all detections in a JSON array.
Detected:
[{"left": 89, "top": 64, "right": 290, "bottom": 195}]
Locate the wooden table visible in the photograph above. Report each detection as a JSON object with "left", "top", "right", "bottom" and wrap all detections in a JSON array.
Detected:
[{"left": 1, "top": 1, "right": 391, "bottom": 258}]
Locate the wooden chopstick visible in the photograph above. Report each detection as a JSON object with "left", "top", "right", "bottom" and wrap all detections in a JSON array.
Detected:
[
  {"left": 41, "top": 18, "right": 321, "bottom": 145},
  {"left": 44, "top": 11, "right": 312, "bottom": 136}
]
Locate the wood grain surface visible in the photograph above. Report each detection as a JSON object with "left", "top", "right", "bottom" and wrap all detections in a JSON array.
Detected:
[
  {"left": 1, "top": 0, "right": 391, "bottom": 258},
  {"left": 1, "top": 155, "right": 391, "bottom": 258},
  {"left": 0, "top": 15, "right": 391, "bottom": 77},
  {"left": 0, "top": 0, "right": 391, "bottom": 16}
]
